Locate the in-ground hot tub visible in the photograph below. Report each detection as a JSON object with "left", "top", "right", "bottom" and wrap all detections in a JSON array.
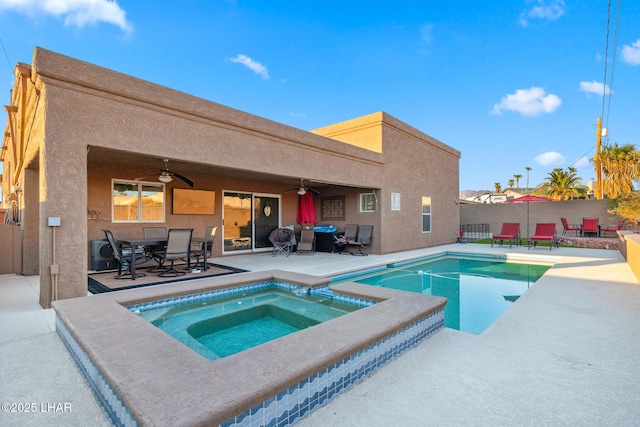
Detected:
[{"left": 53, "top": 270, "right": 446, "bottom": 426}]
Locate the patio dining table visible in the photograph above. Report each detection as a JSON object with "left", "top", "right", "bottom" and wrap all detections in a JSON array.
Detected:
[{"left": 118, "top": 236, "right": 211, "bottom": 280}]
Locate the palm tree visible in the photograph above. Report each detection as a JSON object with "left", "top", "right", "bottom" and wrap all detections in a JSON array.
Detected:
[
  {"left": 513, "top": 174, "right": 523, "bottom": 190},
  {"left": 507, "top": 179, "right": 515, "bottom": 189},
  {"left": 494, "top": 182, "right": 502, "bottom": 193},
  {"left": 533, "top": 167, "right": 589, "bottom": 200},
  {"left": 525, "top": 167, "right": 532, "bottom": 190},
  {"left": 593, "top": 143, "right": 640, "bottom": 199}
]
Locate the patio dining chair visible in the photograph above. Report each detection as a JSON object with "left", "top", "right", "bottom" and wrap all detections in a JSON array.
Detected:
[
  {"left": 528, "top": 223, "right": 559, "bottom": 251},
  {"left": 491, "top": 222, "right": 521, "bottom": 248},
  {"left": 560, "top": 217, "right": 582, "bottom": 236},
  {"left": 335, "top": 224, "right": 358, "bottom": 254},
  {"left": 582, "top": 217, "right": 600, "bottom": 237},
  {"left": 189, "top": 226, "right": 217, "bottom": 270},
  {"left": 143, "top": 226, "right": 168, "bottom": 270},
  {"left": 345, "top": 225, "right": 373, "bottom": 256},
  {"left": 600, "top": 220, "right": 622, "bottom": 237},
  {"left": 103, "top": 229, "right": 147, "bottom": 279},
  {"left": 155, "top": 229, "right": 193, "bottom": 277}
]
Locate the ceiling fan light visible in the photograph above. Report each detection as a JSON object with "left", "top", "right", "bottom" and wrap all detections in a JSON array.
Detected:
[
  {"left": 158, "top": 175, "right": 173, "bottom": 183},
  {"left": 297, "top": 188, "right": 306, "bottom": 195}
]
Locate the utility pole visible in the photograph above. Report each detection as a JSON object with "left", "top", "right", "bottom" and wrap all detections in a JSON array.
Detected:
[{"left": 595, "top": 118, "right": 603, "bottom": 199}]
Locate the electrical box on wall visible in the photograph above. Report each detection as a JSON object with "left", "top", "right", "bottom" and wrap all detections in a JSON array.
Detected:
[{"left": 48, "top": 217, "right": 61, "bottom": 227}]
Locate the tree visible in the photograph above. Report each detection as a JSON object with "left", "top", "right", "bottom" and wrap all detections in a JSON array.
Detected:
[
  {"left": 508, "top": 179, "right": 515, "bottom": 188},
  {"left": 494, "top": 182, "right": 502, "bottom": 193},
  {"left": 525, "top": 167, "right": 532, "bottom": 190},
  {"left": 533, "top": 167, "right": 589, "bottom": 200},
  {"left": 513, "top": 174, "right": 523, "bottom": 190},
  {"left": 593, "top": 143, "right": 640, "bottom": 199},
  {"left": 608, "top": 193, "right": 640, "bottom": 228}
]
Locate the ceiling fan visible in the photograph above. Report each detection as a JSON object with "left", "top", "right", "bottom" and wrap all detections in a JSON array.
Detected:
[
  {"left": 288, "top": 179, "right": 319, "bottom": 195},
  {"left": 136, "top": 158, "right": 194, "bottom": 188}
]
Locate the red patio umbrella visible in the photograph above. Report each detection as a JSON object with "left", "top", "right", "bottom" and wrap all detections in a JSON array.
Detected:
[
  {"left": 506, "top": 195, "right": 551, "bottom": 239},
  {"left": 296, "top": 191, "right": 317, "bottom": 224}
]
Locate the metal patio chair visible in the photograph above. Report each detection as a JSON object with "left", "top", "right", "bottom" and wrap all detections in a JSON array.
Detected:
[
  {"left": 103, "top": 229, "right": 147, "bottom": 279},
  {"left": 155, "top": 229, "right": 193, "bottom": 277}
]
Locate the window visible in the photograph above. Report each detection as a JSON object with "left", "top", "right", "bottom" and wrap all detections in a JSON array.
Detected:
[
  {"left": 112, "top": 180, "right": 165, "bottom": 223},
  {"left": 391, "top": 192, "right": 401, "bottom": 211},
  {"left": 422, "top": 196, "right": 431, "bottom": 233},
  {"left": 360, "top": 193, "right": 376, "bottom": 212}
]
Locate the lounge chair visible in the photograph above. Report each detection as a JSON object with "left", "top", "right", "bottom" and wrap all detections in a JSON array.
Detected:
[
  {"left": 103, "top": 229, "right": 147, "bottom": 279},
  {"left": 582, "top": 217, "right": 599, "bottom": 237},
  {"left": 155, "top": 229, "right": 193, "bottom": 277},
  {"left": 560, "top": 217, "right": 582, "bottom": 236},
  {"left": 297, "top": 223, "right": 315, "bottom": 255},
  {"left": 345, "top": 225, "right": 373, "bottom": 256},
  {"left": 491, "top": 223, "right": 521, "bottom": 248},
  {"left": 528, "top": 223, "right": 559, "bottom": 250},
  {"left": 600, "top": 220, "right": 622, "bottom": 237},
  {"left": 269, "top": 227, "right": 295, "bottom": 256}
]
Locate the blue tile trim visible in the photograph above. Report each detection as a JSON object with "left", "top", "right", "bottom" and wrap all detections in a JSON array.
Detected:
[
  {"left": 127, "top": 280, "right": 301, "bottom": 313},
  {"left": 55, "top": 316, "right": 138, "bottom": 427},
  {"left": 310, "top": 286, "right": 376, "bottom": 307},
  {"left": 331, "top": 251, "right": 555, "bottom": 282},
  {"left": 221, "top": 308, "right": 445, "bottom": 426},
  {"left": 128, "top": 281, "right": 376, "bottom": 314}
]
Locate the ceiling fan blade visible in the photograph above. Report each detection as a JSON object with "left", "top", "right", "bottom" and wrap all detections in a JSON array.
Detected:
[
  {"left": 307, "top": 187, "right": 320, "bottom": 195},
  {"left": 170, "top": 171, "right": 194, "bottom": 188}
]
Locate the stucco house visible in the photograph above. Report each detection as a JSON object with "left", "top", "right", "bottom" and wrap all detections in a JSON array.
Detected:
[{"left": 1, "top": 47, "right": 460, "bottom": 308}]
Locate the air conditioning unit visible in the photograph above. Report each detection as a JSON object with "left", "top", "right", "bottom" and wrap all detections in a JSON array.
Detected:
[{"left": 90, "top": 240, "right": 117, "bottom": 271}]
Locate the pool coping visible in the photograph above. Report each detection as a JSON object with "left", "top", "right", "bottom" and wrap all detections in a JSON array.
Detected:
[{"left": 52, "top": 269, "right": 446, "bottom": 426}]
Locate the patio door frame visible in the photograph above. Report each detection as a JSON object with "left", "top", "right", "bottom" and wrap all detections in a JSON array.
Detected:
[{"left": 222, "top": 190, "right": 281, "bottom": 255}]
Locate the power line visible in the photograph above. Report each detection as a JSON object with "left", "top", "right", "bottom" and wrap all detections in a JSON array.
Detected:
[
  {"left": 0, "top": 35, "right": 13, "bottom": 76},
  {"left": 601, "top": 0, "right": 611, "bottom": 124},
  {"left": 604, "top": 0, "right": 622, "bottom": 134}
]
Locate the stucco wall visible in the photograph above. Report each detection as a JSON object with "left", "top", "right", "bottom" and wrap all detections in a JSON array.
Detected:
[
  {"left": 380, "top": 114, "right": 460, "bottom": 251},
  {"left": 619, "top": 231, "right": 640, "bottom": 283}
]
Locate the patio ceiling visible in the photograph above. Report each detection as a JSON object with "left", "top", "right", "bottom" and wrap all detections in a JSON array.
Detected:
[{"left": 86, "top": 146, "right": 357, "bottom": 192}]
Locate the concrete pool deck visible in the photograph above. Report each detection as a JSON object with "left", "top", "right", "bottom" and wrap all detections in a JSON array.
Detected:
[{"left": 2, "top": 243, "right": 639, "bottom": 426}]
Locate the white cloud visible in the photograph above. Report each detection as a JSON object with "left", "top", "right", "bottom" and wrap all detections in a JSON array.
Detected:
[
  {"left": 420, "top": 23, "right": 434, "bottom": 44},
  {"left": 228, "top": 54, "right": 270, "bottom": 80},
  {"left": 0, "top": 0, "right": 132, "bottom": 33},
  {"left": 621, "top": 39, "right": 640, "bottom": 65},
  {"left": 579, "top": 80, "right": 612, "bottom": 95},
  {"left": 535, "top": 151, "right": 565, "bottom": 166},
  {"left": 491, "top": 87, "right": 562, "bottom": 117},
  {"left": 519, "top": 0, "right": 565, "bottom": 27},
  {"left": 573, "top": 156, "right": 590, "bottom": 168}
]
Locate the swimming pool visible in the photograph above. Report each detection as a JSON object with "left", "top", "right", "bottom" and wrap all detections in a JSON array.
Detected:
[
  {"left": 332, "top": 254, "right": 552, "bottom": 334},
  {"left": 135, "top": 284, "right": 369, "bottom": 360}
]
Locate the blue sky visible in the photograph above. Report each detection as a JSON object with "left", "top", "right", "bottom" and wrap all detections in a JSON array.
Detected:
[{"left": 1, "top": 0, "right": 638, "bottom": 192}]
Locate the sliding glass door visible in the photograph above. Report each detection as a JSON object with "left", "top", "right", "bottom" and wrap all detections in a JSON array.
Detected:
[{"left": 222, "top": 191, "right": 280, "bottom": 253}]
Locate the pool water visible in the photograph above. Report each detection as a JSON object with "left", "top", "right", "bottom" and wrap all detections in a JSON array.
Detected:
[
  {"left": 332, "top": 255, "right": 551, "bottom": 334},
  {"left": 136, "top": 286, "right": 365, "bottom": 360}
]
